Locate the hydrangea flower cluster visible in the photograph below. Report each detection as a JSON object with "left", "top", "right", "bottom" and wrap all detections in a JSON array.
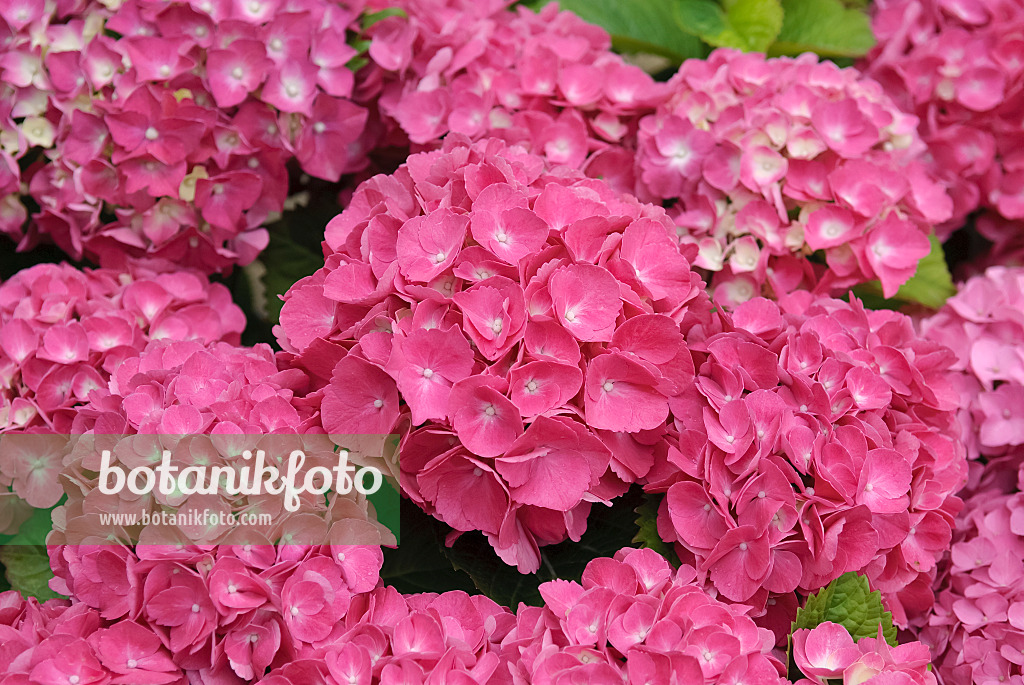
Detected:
[
  {"left": 276, "top": 135, "right": 716, "bottom": 573},
  {"left": 652, "top": 293, "right": 966, "bottom": 629},
  {"left": 0, "top": 262, "right": 245, "bottom": 436},
  {"left": 12, "top": 539, "right": 385, "bottom": 683},
  {"left": 919, "top": 266, "right": 1024, "bottom": 492},
  {"left": 360, "top": 0, "right": 666, "bottom": 175},
  {"left": 634, "top": 49, "right": 951, "bottom": 305},
  {"left": 0, "top": 261, "right": 245, "bottom": 533},
  {"left": 0, "top": 591, "right": 190, "bottom": 685},
  {"left": 0, "top": 0, "right": 368, "bottom": 272},
  {"left": 792, "top": 621, "right": 936, "bottom": 684},
  {"left": 916, "top": 486, "right": 1024, "bottom": 685},
  {"left": 256, "top": 585, "right": 513, "bottom": 684},
  {"left": 51, "top": 337, "right": 393, "bottom": 549},
  {"left": 502, "top": 547, "right": 787, "bottom": 684},
  {"left": 862, "top": 0, "right": 1024, "bottom": 229}
]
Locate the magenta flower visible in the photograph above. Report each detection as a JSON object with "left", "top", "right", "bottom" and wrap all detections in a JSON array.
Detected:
[
  {"left": 278, "top": 136, "right": 714, "bottom": 571},
  {"left": 360, "top": 0, "right": 666, "bottom": 173},
  {"left": 0, "top": 0, "right": 370, "bottom": 273}
]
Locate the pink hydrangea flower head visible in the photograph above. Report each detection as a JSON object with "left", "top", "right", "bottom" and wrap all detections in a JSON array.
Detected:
[
  {"left": 919, "top": 266, "right": 1024, "bottom": 491},
  {"left": 0, "top": 0, "right": 370, "bottom": 273},
  {"left": 916, "top": 486, "right": 1024, "bottom": 685},
  {"left": 635, "top": 49, "right": 950, "bottom": 303},
  {"left": 653, "top": 292, "right": 965, "bottom": 635},
  {"left": 862, "top": 0, "right": 1024, "bottom": 230},
  {"left": 504, "top": 548, "right": 787, "bottom": 684},
  {"left": 277, "top": 135, "right": 716, "bottom": 573},
  {"left": 359, "top": 0, "right": 668, "bottom": 176},
  {"left": 793, "top": 621, "right": 936, "bottom": 684}
]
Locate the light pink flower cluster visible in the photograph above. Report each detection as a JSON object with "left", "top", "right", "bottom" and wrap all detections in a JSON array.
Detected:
[
  {"left": 919, "top": 266, "right": 1024, "bottom": 492},
  {"left": 792, "top": 621, "right": 936, "bottom": 684},
  {"left": 502, "top": 547, "right": 787, "bottom": 684},
  {"left": 862, "top": 0, "right": 1024, "bottom": 229},
  {"left": 257, "top": 586, "right": 513, "bottom": 684},
  {"left": 0, "top": 261, "right": 244, "bottom": 528},
  {"left": 53, "top": 337, "right": 393, "bottom": 549},
  {"left": 0, "top": 590, "right": 191, "bottom": 685},
  {"left": 34, "top": 540, "right": 384, "bottom": 683},
  {"left": 635, "top": 49, "right": 951, "bottom": 305},
  {"left": 652, "top": 293, "right": 966, "bottom": 629},
  {"left": 916, "top": 486, "right": 1024, "bottom": 685},
  {"left": 276, "top": 135, "right": 716, "bottom": 573},
  {"left": 0, "top": 0, "right": 368, "bottom": 272},
  {"left": 360, "top": 0, "right": 666, "bottom": 176}
]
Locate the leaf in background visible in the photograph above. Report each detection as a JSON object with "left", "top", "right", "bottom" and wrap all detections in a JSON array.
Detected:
[
  {"left": 632, "top": 492, "right": 680, "bottom": 565},
  {"left": 792, "top": 572, "right": 897, "bottom": 646},
  {"left": 0, "top": 546, "right": 62, "bottom": 600},
  {"left": 535, "top": 0, "right": 705, "bottom": 63},
  {"left": 241, "top": 225, "right": 324, "bottom": 327},
  {"left": 675, "top": 0, "right": 783, "bottom": 53},
  {"left": 0, "top": 506, "right": 63, "bottom": 600},
  {"left": 379, "top": 499, "right": 480, "bottom": 596},
  {"left": 770, "top": 0, "right": 875, "bottom": 58},
  {"left": 892, "top": 234, "right": 956, "bottom": 309},
  {"left": 442, "top": 486, "right": 646, "bottom": 607},
  {"left": 854, "top": 234, "right": 956, "bottom": 310}
]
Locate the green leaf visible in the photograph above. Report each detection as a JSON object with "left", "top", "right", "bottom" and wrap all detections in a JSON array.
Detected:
[
  {"left": 675, "top": 0, "right": 784, "bottom": 53},
  {"left": 441, "top": 485, "right": 647, "bottom": 607},
  {"left": 792, "top": 572, "right": 897, "bottom": 646},
  {"left": 632, "top": 492, "right": 679, "bottom": 566},
  {"left": 854, "top": 234, "right": 956, "bottom": 311},
  {"left": 770, "top": 0, "right": 875, "bottom": 58},
  {"left": 0, "top": 546, "right": 62, "bottom": 600},
  {"left": 244, "top": 226, "right": 324, "bottom": 326},
  {"left": 361, "top": 7, "right": 407, "bottom": 30},
  {"left": 893, "top": 234, "right": 956, "bottom": 309},
  {"left": 379, "top": 499, "right": 480, "bottom": 596},
  {"left": 538, "top": 0, "right": 705, "bottom": 63},
  {"left": 0, "top": 506, "right": 64, "bottom": 601}
]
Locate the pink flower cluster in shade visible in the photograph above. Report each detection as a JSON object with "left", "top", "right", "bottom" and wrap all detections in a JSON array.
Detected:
[
  {"left": 0, "top": 0, "right": 368, "bottom": 273},
  {"left": 502, "top": 547, "right": 788, "bottom": 685},
  {"left": 652, "top": 293, "right": 965, "bottom": 631},
  {"left": 862, "top": 0, "right": 1024, "bottom": 230},
  {"left": 275, "top": 135, "right": 715, "bottom": 574},
  {"left": 50, "top": 337, "right": 393, "bottom": 549},
  {"left": 919, "top": 266, "right": 1024, "bottom": 492},
  {"left": 0, "top": 261, "right": 244, "bottom": 521},
  {"left": 359, "top": 0, "right": 666, "bottom": 172},
  {"left": 791, "top": 621, "right": 936, "bottom": 684},
  {"left": 634, "top": 49, "right": 951, "bottom": 306},
  {"left": 916, "top": 485, "right": 1024, "bottom": 685}
]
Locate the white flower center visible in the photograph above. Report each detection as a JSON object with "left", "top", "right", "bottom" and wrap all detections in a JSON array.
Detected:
[{"left": 602, "top": 381, "right": 614, "bottom": 392}]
